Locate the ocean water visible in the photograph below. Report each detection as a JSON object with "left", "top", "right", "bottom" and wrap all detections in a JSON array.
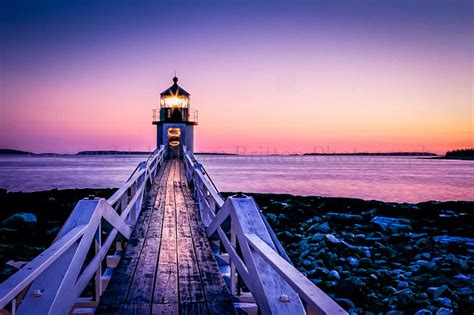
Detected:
[
  {"left": 0, "top": 154, "right": 472, "bottom": 202},
  {"left": 196, "top": 155, "right": 473, "bottom": 202},
  {"left": 0, "top": 155, "right": 147, "bottom": 192}
]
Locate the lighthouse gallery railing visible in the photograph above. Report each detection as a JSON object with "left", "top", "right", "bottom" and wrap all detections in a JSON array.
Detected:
[
  {"left": 183, "top": 146, "right": 347, "bottom": 315},
  {"left": 0, "top": 147, "right": 165, "bottom": 314}
]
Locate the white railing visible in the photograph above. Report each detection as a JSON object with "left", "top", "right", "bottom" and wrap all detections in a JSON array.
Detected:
[
  {"left": 0, "top": 146, "right": 166, "bottom": 315},
  {"left": 183, "top": 147, "right": 347, "bottom": 315}
]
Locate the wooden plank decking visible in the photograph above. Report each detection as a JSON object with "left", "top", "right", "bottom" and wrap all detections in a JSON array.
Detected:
[{"left": 97, "top": 160, "right": 235, "bottom": 314}]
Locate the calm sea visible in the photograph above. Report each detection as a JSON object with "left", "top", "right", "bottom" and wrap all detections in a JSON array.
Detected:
[{"left": 0, "top": 154, "right": 472, "bottom": 202}]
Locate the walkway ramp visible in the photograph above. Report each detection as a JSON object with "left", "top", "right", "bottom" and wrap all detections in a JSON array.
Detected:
[{"left": 97, "top": 160, "right": 235, "bottom": 314}]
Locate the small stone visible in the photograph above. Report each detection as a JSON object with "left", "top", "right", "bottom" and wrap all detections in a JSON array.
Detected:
[
  {"left": 427, "top": 285, "right": 449, "bottom": 299},
  {"left": 453, "top": 274, "right": 468, "bottom": 281},
  {"left": 328, "top": 270, "right": 340, "bottom": 280},
  {"left": 308, "top": 222, "right": 331, "bottom": 233},
  {"left": 2, "top": 213, "right": 37, "bottom": 226},
  {"left": 302, "top": 260, "right": 312, "bottom": 267},
  {"left": 420, "top": 252, "right": 431, "bottom": 260},
  {"left": 266, "top": 213, "right": 277, "bottom": 223},
  {"left": 334, "top": 298, "right": 355, "bottom": 310},
  {"left": 397, "top": 281, "right": 409, "bottom": 290},
  {"left": 415, "top": 260, "right": 430, "bottom": 267},
  {"left": 415, "top": 309, "right": 432, "bottom": 315},
  {"left": 409, "top": 264, "right": 421, "bottom": 273},
  {"left": 348, "top": 257, "right": 358, "bottom": 266},
  {"left": 325, "top": 234, "right": 341, "bottom": 243},
  {"left": 311, "top": 233, "right": 325, "bottom": 242},
  {"left": 434, "top": 297, "right": 452, "bottom": 308},
  {"left": 436, "top": 308, "right": 453, "bottom": 315}
]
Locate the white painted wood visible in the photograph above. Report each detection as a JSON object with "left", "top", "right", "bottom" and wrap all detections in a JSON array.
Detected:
[
  {"left": 0, "top": 148, "right": 165, "bottom": 314},
  {"left": 246, "top": 234, "right": 348, "bottom": 315},
  {"left": 205, "top": 205, "right": 230, "bottom": 237},
  {"left": 230, "top": 219, "right": 238, "bottom": 295},
  {"left": 182, "top": 147, "right": 345, "bottom": 315},
  {"left": 231, "top": 197, "right": 304, "bottom": 315},
  {"left": 106, "top": 255, "right": 120, "bottom": 269},
  {"left": 0, "top": 225, "right": 86, "bottom": 308},
  {"left": 94, "top": 224, "right": 102, "bottom": 302},
  {"left": 233, "top": 302, "right": 258, "bottom": 315}
]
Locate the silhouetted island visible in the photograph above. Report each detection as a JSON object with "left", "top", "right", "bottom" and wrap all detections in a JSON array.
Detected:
[
  {"left": 303, "top": 152, "right": 437, "bottom": 156},
  {"left": 0, "top": 149, "right": 34, "bottom": 155},
  {"left": 438, "top": 148, "right": 474, "bottom": 160}
]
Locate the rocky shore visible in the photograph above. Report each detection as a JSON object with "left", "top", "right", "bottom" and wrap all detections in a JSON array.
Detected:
[
  {"left": 1, "top": 189, "right": 472, "bottom": 314},
  {"left": 248, "top": 193, "right": 473, "bottom": 314}
]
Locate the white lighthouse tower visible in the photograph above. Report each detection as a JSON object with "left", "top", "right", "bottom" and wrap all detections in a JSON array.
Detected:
[{"left": 152, "top": 76, "right": 198, "bottom": 158}]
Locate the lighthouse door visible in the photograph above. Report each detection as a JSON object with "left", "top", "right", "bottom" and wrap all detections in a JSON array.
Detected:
[{"left": 167, "top": 127, "right": 181, "bottom": 159}]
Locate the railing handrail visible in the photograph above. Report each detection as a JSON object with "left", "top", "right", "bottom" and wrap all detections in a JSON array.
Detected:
[
  {"left": 183, "top": 147, "right": 347, "bottom": 315},
  {"left": 152, "top": 108, "right": 198, "bottom": 123},
  {"left": 0, "top": 147, "right": 166, "bottom": 313}
]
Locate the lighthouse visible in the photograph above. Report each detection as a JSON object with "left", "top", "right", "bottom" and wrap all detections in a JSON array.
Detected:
[{"left": 153, "top": 76, "right": 198, "bottom": 158}]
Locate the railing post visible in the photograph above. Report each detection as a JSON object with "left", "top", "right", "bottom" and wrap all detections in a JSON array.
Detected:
[
  {"left": 94, "top": 223, "right": 102, "bottom": 304},
  {"left": 120, "top": 193, "right": 127, "bottom": 216},
  {"left": 129, "top": 182, "right": 137, "bottom": 225},
  {"left": 230, "top": 219, "right": 238, "bottom": 295}
]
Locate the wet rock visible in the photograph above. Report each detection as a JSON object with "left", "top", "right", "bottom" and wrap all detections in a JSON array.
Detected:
[
  {"left": 325, "top": 213, "right": 363, "bottom": 222},
  {"left": 308, "top": 222, "right": 331, "bottom": 233},
  {"left": 452, "top": 274, "right": 468, "bottom": 281},
  {"left": 334, "top": 298, "right": 355, "bottom": 310},
  {"left": 421, "top": 252, "right": 432, "bottom": 260},
  {"left": 435, "top": 308, "right": 453, "bottom": 315},
  {"left": 413, "top": 238, "right": 430, "bottom": 251},
  {"left": 302, "top": 260, "right": 312, "bottom": 267},
  {"left": 434, "top": 297, "right": 452, "bottom": 308},
  {"left": 371, "top": 216, "right": 412, "bottom": 232},
  {"left": 427, "top": 285, "right": 449, "bottom": 299},
  {"left": 324, "top": 234, "right": 339, "bottom": 243},
  {"left": 311, "top": 233, "right": 325, "bottom": 242},
  {"left": 328, "top": 270, "right": 340, "bottom": 280},
  {"left": 46, "top": 226, "right": 62, "bottom": 236},
  {"left": 397, "top": 281, "right": 409, "bottom": 290},
  {"left": 361, "top": 208, "right": 377, "bottom": 218},
  {"left": 265, "top": 213, "right": 277, "bottom": 223},
  {"left": 348, "top": 257, "right": 358, "bottom": 266},
  {"left": 396, "top": 288, "right": 415, "bottom": 308},
  {"left": 278, "top": 231, "right": 299, "bottom": 241},
  {"left": 1, "top": 213, "right": 37, "bottom": 226},
  {"left": 415, "top": 260, "right": 432, "bottom": 267}
]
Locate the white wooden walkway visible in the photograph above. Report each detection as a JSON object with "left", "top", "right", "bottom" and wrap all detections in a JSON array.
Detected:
[{"left": 97, "top": 160, "right": 235, "bottom": 314}]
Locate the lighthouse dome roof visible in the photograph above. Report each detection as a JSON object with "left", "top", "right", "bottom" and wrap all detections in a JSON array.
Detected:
[{"left": 160, "top": 76, "right": 190, "bottom": 97}]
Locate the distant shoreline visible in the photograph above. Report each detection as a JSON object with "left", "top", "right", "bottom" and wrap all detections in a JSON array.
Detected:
[
  {"left": 2, "top": 148, "right": 474, "bottom": 161},
  {"left": 0, "top": 148, "right": 439, "bottom": 157}
]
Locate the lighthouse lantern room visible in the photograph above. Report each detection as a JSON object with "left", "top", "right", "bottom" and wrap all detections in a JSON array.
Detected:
[{"left": 152, "top": 76, "right": 198, "bottom": 158}]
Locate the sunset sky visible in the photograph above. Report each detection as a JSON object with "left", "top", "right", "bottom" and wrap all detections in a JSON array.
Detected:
[{"left": 1, "top": 0, "right": 472, "bottom": 154}]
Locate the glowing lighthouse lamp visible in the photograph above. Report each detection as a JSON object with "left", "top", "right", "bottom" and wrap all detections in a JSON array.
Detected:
[{"left": 153, "top": 76, "right": 198, "bottom": 158}]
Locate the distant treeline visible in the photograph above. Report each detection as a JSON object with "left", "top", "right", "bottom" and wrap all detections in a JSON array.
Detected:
[
  {"left": 0, "top": 149, "right": 151, "bottom": 156},
  {"left": 445, "top": 148, "right": 474, "bottom": 157},
  {"left": 76, "top": 151, "right": 151, "bottom": 155},
  {"left": 303, "top": 152, "right": 437, "bottom": 156}
]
